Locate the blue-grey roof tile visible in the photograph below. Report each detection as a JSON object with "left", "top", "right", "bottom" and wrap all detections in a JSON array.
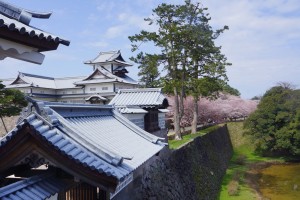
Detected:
[
  {"left": 0, "top": 101, "right": 166, "bottom": 195},
  {"left": 109, "top": 88, "right": 167, "bottom": 107},
  {"left": 0, "top": 174, "right": 72, "bottom": 200},
  {"left": 0, "top": 1, "right": 70, "bottom": 47}
]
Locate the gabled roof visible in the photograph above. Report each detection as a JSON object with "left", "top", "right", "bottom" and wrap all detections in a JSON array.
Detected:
[
  {"left": 0, "top": 173, "right": 74, "bottom": 200},
  {"left": 3, "top": 70, "right": 138, "bottom": 89},
  {"left": 82, "top": 68, "right": 111, "bottom": 81},
  {"left": 84, "top": 50, "right": 132, "bottom": 66},
  {"left": 0, "top": 99, "right": 165, "bottom": 191},
  {"left": 109, "top": 88, "right": 169, "bottom": 108},
  {"left": 5, "top": 72, "right": 85, "bottom": 89},
  {"left": 74, "top": 68, "right": 138, "bottom": 85}
]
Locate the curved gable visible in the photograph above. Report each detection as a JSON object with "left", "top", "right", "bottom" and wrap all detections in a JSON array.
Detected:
[
  {"left": 10, "top": 76, "right": 28, "bottom": 85},
  {"left": 0, "top": 115, "right": 121, "bottom": 191}
]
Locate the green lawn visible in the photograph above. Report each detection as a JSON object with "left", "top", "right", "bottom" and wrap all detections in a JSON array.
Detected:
[
  {"left": 168, "top": 122, "right": 285, "bottom": 199},
  {"left": 168, "top": 125, "right": 220, "bottom": 149}
]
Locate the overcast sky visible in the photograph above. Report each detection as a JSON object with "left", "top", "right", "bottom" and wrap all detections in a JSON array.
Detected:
[{"left": 1, "top": 0, "right": 300, "bottom": 99}]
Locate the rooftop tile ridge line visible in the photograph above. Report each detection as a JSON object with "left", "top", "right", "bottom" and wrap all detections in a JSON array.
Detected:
[
  {"left": 31, "top": 111, "right": 56, "bottom": 128},
  {"left": 0, "top": 1, "right": 52, "bottom": 19},
  {"left": 19, "top": 72, "right": 55, "bottom": 80},
  {"left": 0, "top": 172, "right": 54, "bottom": 198},
  {"left": 19, "top": 111, "right": 127, "bottom": 178},
  {"left": 99, "top": 66, "right": 121, "bottom": 80},
  {"left": 50, "top": 109, "right": 126, "bottom": 166},
  {"left": 112, "top": 109, "right": 165, "bottom": 144},
  {"left": 100, "top": 50, "right": 118, "bottom": 55},
  {"left": 0, "top": 1, "right": 51, "bottom": 26},
  {"left": 45, "top": 102, "right": 113, "bottom": 109},
  {"left": 105, "top": 50, "right": 119, "bottom": 62},
  {"left": 119, "top": 88, "right": 162, "bottom": 93}
]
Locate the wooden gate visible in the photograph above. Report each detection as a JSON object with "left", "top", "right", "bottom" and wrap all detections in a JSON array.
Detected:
[
  {"left": 58, "top": 182, "right": 108, "bottom": 200},
  {"left": 144, "top": 110, "right": 159, "bottom": 132}
]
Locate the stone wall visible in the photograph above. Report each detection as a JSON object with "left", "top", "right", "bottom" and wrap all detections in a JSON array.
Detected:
[
  {"left": 0, "top": 116, "right": 19, "bottom": 137},
  {"left": 113, "top": 125, "right": 233, "bottom": 200},
  {"left": 151, "top": 129, "right": 168, "bottom": 142}
]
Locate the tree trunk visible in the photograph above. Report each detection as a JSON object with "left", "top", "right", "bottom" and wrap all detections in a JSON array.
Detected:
[
  {"left": 179, "top": 89, "right": 184, "bottom": 121},
  {"left": 0, "top": 115, "right": 8, "bottom": 134},
  {"left": 179, "top": 59, "right": 186, "bottom": 122},
  {"left": 191, "top": 96, "right": 198, "bottom": 134},
  {"left": 173, "top": 87, "right": 182, "bottom": 140}
]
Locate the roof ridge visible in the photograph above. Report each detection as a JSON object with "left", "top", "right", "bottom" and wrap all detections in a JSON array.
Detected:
[
  {"left": 119, "top": 88, "right": 162, "bottom": 93},
  {"left": 0, "top": 1, "right": 52, "bottom": 25},
  {"left": 19, "top": 71, "right": 55, "bottom": 80},
  {"left": 105, "top": 50, "right": 119, "bottom": 61},
  {"left": 112, "top": 109, "right": 164, "bottom": 143},
  {"left": 99, "top": 50, "right": 119, "bottom": 55}
]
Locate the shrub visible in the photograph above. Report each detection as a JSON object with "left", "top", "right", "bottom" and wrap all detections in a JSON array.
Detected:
[
  {"left": 234, "top": 154, "right": 247, "bottom": 165},
  {"left": 228, "top": 180, "right": 240, "bottom": 196}
]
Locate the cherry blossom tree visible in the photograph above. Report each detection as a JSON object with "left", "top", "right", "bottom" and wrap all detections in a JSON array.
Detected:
[{"left": 167, "top": 94, "right": 258, "bottom": 129}]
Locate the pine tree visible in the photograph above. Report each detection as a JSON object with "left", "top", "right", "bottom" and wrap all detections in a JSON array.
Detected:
[{"left": 0, "top": 81, "right": 27, "bottom": 133}]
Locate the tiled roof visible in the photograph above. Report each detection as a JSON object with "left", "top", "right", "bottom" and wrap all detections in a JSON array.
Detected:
[
  {"left": 109, "top": 88, "right": 168, "bottom": 107},
  {"left": 116, "top": 107, "right": 148, "bottom": 114},
  {"left": 4, "top": 70, "right": 137, "bottom": 89},
  {"left": 0, "top": 174, "right": 73, "bottom": 200},
  {"left": 0, "top": 112, "right": 128, "bottom": 180},
  {"left": 0, "top": 1, "right": 70, "bottom": 47},
  {"left": 84, "top": 50, "right": 132, "bottom": 66},
  {"left": 0, "top": 13, "right": 69, "bottom": 47},
  {"left": 5, "top": 72, "right": 85, "bottom": 89},
  {"left": 0, "top": 100, "right": 165, "bottom": 181},
  {"left": 54, "top": 76, "right": 86, "bottom": 89},
  {"left": 74, "top": 68, "right": 138, "bottom": 85}
]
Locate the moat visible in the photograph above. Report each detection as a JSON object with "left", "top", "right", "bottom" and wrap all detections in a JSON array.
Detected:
[{"left": 258, "top": 163, "right": 300, "bottom": 199}]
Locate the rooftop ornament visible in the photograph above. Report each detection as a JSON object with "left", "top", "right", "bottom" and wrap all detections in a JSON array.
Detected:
[
  {"left": 0, "top": 1, "right": 52, "bottom": 25},
  {"left": 0, "top": 0, "right": 70, "bottom": 64}
]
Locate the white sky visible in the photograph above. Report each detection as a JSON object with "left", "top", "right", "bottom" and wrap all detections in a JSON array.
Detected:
[{"left": 1, "top": 0, "right": 300, "bottom": 99}]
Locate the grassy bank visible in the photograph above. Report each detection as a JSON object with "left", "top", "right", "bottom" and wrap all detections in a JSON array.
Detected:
[
  {"left": 219, "top": 122, "right": 284, "bottom": 200},
  {"left": 168, "top": 125, "right": 220, "bottom": 149}
]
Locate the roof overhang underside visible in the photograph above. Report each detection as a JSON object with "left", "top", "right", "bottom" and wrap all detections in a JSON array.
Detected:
[{"left": 0, "top": 38, "right": 45, "bottom": 64}]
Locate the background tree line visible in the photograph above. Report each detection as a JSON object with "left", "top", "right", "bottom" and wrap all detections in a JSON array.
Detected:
[{"left": 245, "top": 83, "right": 300, "bottom": 158}]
